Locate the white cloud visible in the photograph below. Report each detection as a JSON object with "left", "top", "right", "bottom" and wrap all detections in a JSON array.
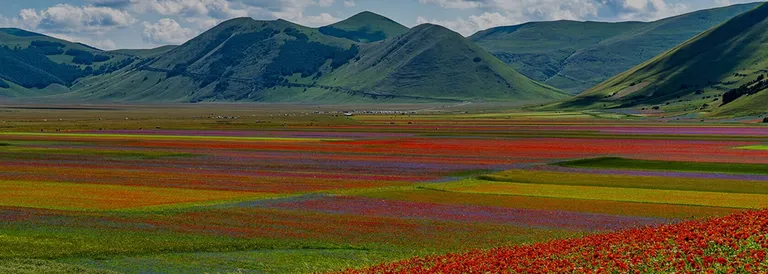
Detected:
[
  {"left": 236, "top": 0, "right": 339, "bottom": 26},
  {"left": 39, "top": 32, "right": 118, "bottom": 50},
  {"left": 11, "top": 4, "right": 136, "bottom": 34},
  {"left": 118, "top": 0, "right": 248, "bottom": 19},
  {"left": 418, "top": 0, "right": 481, "bottom": 9},
  {"left": 417, "top": 12, "right": 519, "bottom": 35},
  {"left": 0, "top": 3, "right": 135, "bottom": 49},
  {"left": 143, "top": 18, "right": 198, "bottom": 45},
  {"left": 417, "top": 0, "right": 600, "bottom": 35},
  {"left": 344, "top": 1, "right": 356, "bottom": 7},
  {"left": 612, "top": 0, "right": 689, "bottom": 21},
  {"left": 416, "top": 0, "right": 696, "bottom": 36}
]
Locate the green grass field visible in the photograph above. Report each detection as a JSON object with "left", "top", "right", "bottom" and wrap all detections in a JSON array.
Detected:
[{"left": 555, "top": 157, "right": 768, "bottom": 175}]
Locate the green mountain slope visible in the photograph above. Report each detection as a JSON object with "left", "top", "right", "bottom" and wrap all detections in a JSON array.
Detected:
[
  {"left": 322, "top": 24, "right": 567, "bottom": 101},
  {"left": 69, "top": 18, "right": 369, "bottom": 102},
  {"left": 551, "top": 3, "right": 768, "bottom": 117},
  {"left": 0, "top": 29, "right": 136, "bottom": 98},
  {"left": 65, "top": 18, "right": 563, "bottom": 103},
  {"left": 110, "top": 45, "right": 177, "bottom": 59},
  {"left": 319, "top": 11, "right": 409, "bottom": 43},
  {"left": 472, "top": 2, "right": 762, "bottom": 94}
]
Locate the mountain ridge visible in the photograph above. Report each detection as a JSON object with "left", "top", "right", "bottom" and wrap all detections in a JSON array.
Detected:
[
  {"left": 471, "top": 2, "right": 763, "bottom": 94},
  {"left": 31, "top": 17, "right": 562, "bottom": 103},
  {"left": 547, "top": 2, "right": 768, "bottom": 117}
]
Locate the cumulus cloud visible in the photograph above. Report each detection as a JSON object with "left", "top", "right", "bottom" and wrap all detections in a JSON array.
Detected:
[
  {"left": 605, "top": 0, "right": 689, "bottom": 21},
  {"left": 416, "top": 0, "right": 600, "bottom": 35},
  {"left": 0, "top": 3, "right": 136, "bottom": 49},
  {"left": 228, "top": 0, "right": 338, "bottom": 26},
  {"left": 418, "top": 0, "right": 481, "bottom": 9},
  {"left": 93, "top": 0, "right": 248, "bottom": 19},
  {"left": 143, "top": 18, "right": 198, "bottom": 45},
  {"left": 11, "top": 4, "right": 136, "bottom": 33},
  {"left": 417, "top": 12, "right": 519, "bottom": 35},
  {"left": 344, "top": 1, "right": 356, "bottom": 7},
  {"left": 416, "top": 0, "right": 694, "bottom": 35}
]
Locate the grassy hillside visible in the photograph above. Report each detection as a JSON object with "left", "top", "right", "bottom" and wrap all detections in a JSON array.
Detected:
[
  {"left": 551, "top": 3, "right": 768, "bottom": 118},
  {"left": 68, "top": 17, "right": 371, "bottom": 103},
  {"left": 65, "top": 18, "right": 563, "bottom": 103},
  {"left": 319, "top": 11, "right": 409, "bottom": 43},
  {"left": 472, "top": 2, "right": 762, "bottom": 94},
  {"left": 110, "top": 45, "right": 177, "bottom": 59},
  {"left": 321, "top": 24, "right": 568, "bottom": 102},
  {"left": 0, "top": 29, "right": 136, "bottom": 98}
]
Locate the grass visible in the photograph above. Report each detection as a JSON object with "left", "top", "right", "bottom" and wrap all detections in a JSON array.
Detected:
[
  {"left": 0, "top": 147, "right": 198, "bottom": 160},
  {"left": 478, "top": 169, "right": 768, "bottom": 194},
  {"left": 471, "top": 3, "right": 760, "bottom": 93},
  {"left": 556, "top": 2, "right": 768, "bottom": 116},
  {"left": 0, "top": 132, "right": 347, "bottom": 142},
  {"left": 555, "top": 157, "right": 768, "bottom": 175},
  {"left": 430, "top": 179, "right": 768, "bottom": 209},
  {"left": 62, "top": 249, "right": 418, "bottom": 274},
  {"left": 739, "top": 145, "right": 768, "bottom": 150},
  {"left": 361, "top": 188, "right": 736, "bottom": 219},
  {"left": 0, "top": 180, "right": 273, "bottom": 210},
  {"left": 0, "top": 259, "right": 116, "bottom": 274},
  {"left": 0, "top": 222, "right": 353, "bottom": 260},
  {"left": 0, "top": 105, "right": 767, "bottom": 273}
]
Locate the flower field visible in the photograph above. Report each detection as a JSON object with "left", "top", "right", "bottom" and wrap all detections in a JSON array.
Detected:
[
  {"left": 346, "top": 209, "right": 768, "bottom": 273},
  {"left": 0, "top": 105, "right": 766, "bottom": 273}
]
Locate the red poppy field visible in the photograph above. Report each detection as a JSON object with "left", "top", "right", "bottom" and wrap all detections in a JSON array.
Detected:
[{"left": 0, "top": 105, "right": 766, "bottom": 273}]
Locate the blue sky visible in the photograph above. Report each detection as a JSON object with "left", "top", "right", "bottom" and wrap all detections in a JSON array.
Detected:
[{"left": 0, "top": 0, "right": 761, "bottom": 49}]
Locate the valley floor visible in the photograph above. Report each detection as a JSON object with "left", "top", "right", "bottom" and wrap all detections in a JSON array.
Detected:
[{"left": 0, "top": 103, "right": 766, "bottom": 273}]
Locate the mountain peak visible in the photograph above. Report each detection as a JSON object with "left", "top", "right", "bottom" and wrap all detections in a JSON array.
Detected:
[
  {"left": 319, "top": 11, "right": 408, "bottom": 42},
  {"left": 408, "top": 23, "right": 464, "bottom": 40},
  {"left": 347, "top": 11, "right": 389, "bottom": 20}
]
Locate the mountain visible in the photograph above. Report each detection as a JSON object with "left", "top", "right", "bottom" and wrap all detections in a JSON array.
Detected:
[
  {"left": 471, "top": 2, "right": 762, "bottom": 94},
  {"left": 110, "top": 45, "right": 177, "bottom": 59},
  {"left": 62, "top": 16, "right": 562, "bottom": 103},
  {"left": 321, "top": 24, "right": 567, "bottom": 101},
  {"left": 318, "top": 11, "right": 408, "bottom": 43},
  {"left": 0, "top": 28, "right": 136, "bottom": 98},
  {"left": 551, "top": 3, "right": 768, "bottom": 117},
  {"left": 68, "top": 18, "right": 363, "bottom": 102}
]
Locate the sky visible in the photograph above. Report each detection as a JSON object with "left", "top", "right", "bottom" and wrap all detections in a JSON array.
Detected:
[{"left": 0, "top": 0, "right": 761, "bottom": 50}]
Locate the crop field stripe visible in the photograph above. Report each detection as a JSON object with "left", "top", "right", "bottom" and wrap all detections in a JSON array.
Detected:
[
  {"left": 0, "top": 147, "right": 198, "bottom": 159},
  {"left": 555, "top": 157, "right": 768, "bottom": 175},
  {"left": 430, "top": 180, "right": 768, "bottom": 209},
  {"left": 739, "top": 145, "right": 768, "bottom": 150},
  {"left": 0, "top": 132, "right": 347, "bottom": 142},
  {"left": 0, "top": 180, "right": 276, "bottom": 210},
  {"left": 358, "top": 189, "right": 737, "bottom": 219},
  {"left": 478, "top": 169, "right": 768, "bottom": 194}
]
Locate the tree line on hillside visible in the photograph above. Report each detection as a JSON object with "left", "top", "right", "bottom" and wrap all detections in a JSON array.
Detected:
[
  {"left": 722, "top": 74, "right": 768, "bottom": 105},
  {"left": 263, "top": 28, "right": 359, "bottom": 86},
  {"left": 65, "top": 49, "right": 111, "bottom": 65},
  {"left": 318, "top": 26, "right": 387, "bottom": 42},
  {"left": 0, "top": 45, "right": 88, "bottom": 88},
  {"left": 169, "top": 27, "right": 360, "bottom": 96},
  {"left": 0, "top": 44, "right": 133, "bottom": 89}
]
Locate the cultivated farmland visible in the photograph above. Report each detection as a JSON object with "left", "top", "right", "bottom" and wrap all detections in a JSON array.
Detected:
[{"left": 0, "top": 104, "right": 766, "bottom": 273}]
